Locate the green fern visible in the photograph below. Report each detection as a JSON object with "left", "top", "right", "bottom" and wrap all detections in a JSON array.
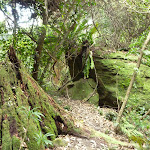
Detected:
[{"left": 35, "top": 131, "right": 54, "bottom": 149}]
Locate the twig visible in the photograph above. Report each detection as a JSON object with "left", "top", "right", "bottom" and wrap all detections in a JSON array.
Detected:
[
  {"left": 141, "top": 108, "right": 150, "bottom": 120},
  {"left": 0, "top": 7, "right": 14, "bottom": 23},
  {"left": 21, "top": 31, "right": 37, "bottom": 43}
]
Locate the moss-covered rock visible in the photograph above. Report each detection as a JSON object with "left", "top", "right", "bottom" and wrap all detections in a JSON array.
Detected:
[
  {"left": 94, "top": 51, "right": 150, "bottom": 109},
  {"left": 65, "top": 50, "right": 150, "bottom": 109},
  {"left": 68, "top": 78, "right": 99, "bottom": 105}
]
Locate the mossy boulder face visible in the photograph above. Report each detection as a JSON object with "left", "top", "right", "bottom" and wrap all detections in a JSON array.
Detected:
[
  {"left": 0, "top": 49, "right": 81, "bottom": 149},
  {"left": 68, "top": 78, "right": 99, "bottom": 105},
  {"left": 94, "top": 51, "right": 150, "bottom": 109}
]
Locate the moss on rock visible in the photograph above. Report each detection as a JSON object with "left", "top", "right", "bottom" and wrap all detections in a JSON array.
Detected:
[
  {"left": 68, "top": 78, "right": 99, "bottom": 105},
  {"left": 94, "top": 51, "right": 150, "bottom": 109}
]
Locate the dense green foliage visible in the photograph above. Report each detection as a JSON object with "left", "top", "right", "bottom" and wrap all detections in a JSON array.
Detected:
[
  {"left": 129, "top": 28, "right": 150, "bottom": 66},
  {"left": 93, "top": 0, "right": 150, "bottom": 48},
  {"left": 0, "top": 0, "right": 150, "bottom": 149}
]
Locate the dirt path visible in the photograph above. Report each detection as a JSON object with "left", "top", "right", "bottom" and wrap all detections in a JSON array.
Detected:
[{"left": 53, "top": 97, "right": 135, "bottom": 150}]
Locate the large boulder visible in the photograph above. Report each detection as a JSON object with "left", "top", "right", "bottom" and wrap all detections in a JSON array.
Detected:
[
  {"left": 94, "top": 51, "right": 150, "bottom": 109},
  {"left": 67, "top": 50, "right": 150, "bottom": 109},
  {"left": 68, "top": 78, "right": 99, "bottom": 105}
]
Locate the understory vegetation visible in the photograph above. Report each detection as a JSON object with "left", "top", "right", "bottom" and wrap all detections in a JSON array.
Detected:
[{"left": 0, "top": 0, "right": 150, "bottom": 149}]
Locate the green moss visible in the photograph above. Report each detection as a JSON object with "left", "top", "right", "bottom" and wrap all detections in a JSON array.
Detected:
[
  {"left": 15, "top": 87, "right": 28, "bottom": 106},
  {"left": 53, "top": 138, "right": 68, "bottom": 147},
  {"left": 12, "top": 135, "right": 21, "bottom": 150},
  {"left": 91, "top": 129, "right": 136, "bottom": 147},
  {"left": 26, "top": 121, "right": 39, "bottom": 150},
  {"left": 0, "top": 65, "right": 16, "bottom": 87},
  {"left": 42, "top": 117, "right": 57, "bottom": 140},
  {"left": 0, "top": 109, "right": 2, "bottom": 143},
  {"left": 95, "top": 51, "right": 150, "bottom": 109},
  {"left": 23, "top": 75, "right": 58, "bottom": 138},
  {"left": 103, "top": 52, "right": 138, "bottom": 62},
  {"left": 2, "top": 120, "right": 12, "bottom": 150},
  {"left": 0, "top": 60, "right": 67, "bottom": 149},
  {"left": 66, "top": 120, "right": 82, "bottom": 135},
  {"left": 68, "top": 78, "right": 99, "bottom": 105}
]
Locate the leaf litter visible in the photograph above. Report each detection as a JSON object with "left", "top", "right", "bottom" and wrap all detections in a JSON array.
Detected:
[{"left": 52, "top": 97, "right": 135, "bottom": 150}]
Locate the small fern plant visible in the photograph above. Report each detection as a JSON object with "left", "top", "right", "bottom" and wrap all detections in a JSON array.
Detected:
[
  {"left": 18, "top": 106, "right": 45, "bottom": 150},
  {"left": 35, "top": 131, "right": 54, "bottom": 149}
]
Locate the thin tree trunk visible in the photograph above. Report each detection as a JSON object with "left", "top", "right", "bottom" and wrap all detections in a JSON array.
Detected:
[
  {"left": 11, "top": 0, "right": 18, "bottom": 48},
  {"left": 32, "top": 9, "right": 47, "bottom": 81},
  {"left": 32, "top": 28, "right": 46, "bottom": 80},
  {"left": 45, "top": 0, "right": 49, "bottom": 18},
  {"left": 116, "top": 31, "right": 150, "bottom": 125}
]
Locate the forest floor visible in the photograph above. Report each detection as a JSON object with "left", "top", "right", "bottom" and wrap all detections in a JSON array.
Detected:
[{"left": 52, "top": 97, "right": 136, "bottom": 150}]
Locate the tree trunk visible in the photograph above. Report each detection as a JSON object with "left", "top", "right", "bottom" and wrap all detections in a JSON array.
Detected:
[
  {"left": 32, "top": 9, "right": 47, "bottom": 81},
  {"left": 32, "top": 27, "right": 46, "bottom": 81},
  {"left": 0, "top": 47, "right": 84, "bottom": 150},
  {"left": 11, "top": 0, "right": 18, "bottom": 48}
]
